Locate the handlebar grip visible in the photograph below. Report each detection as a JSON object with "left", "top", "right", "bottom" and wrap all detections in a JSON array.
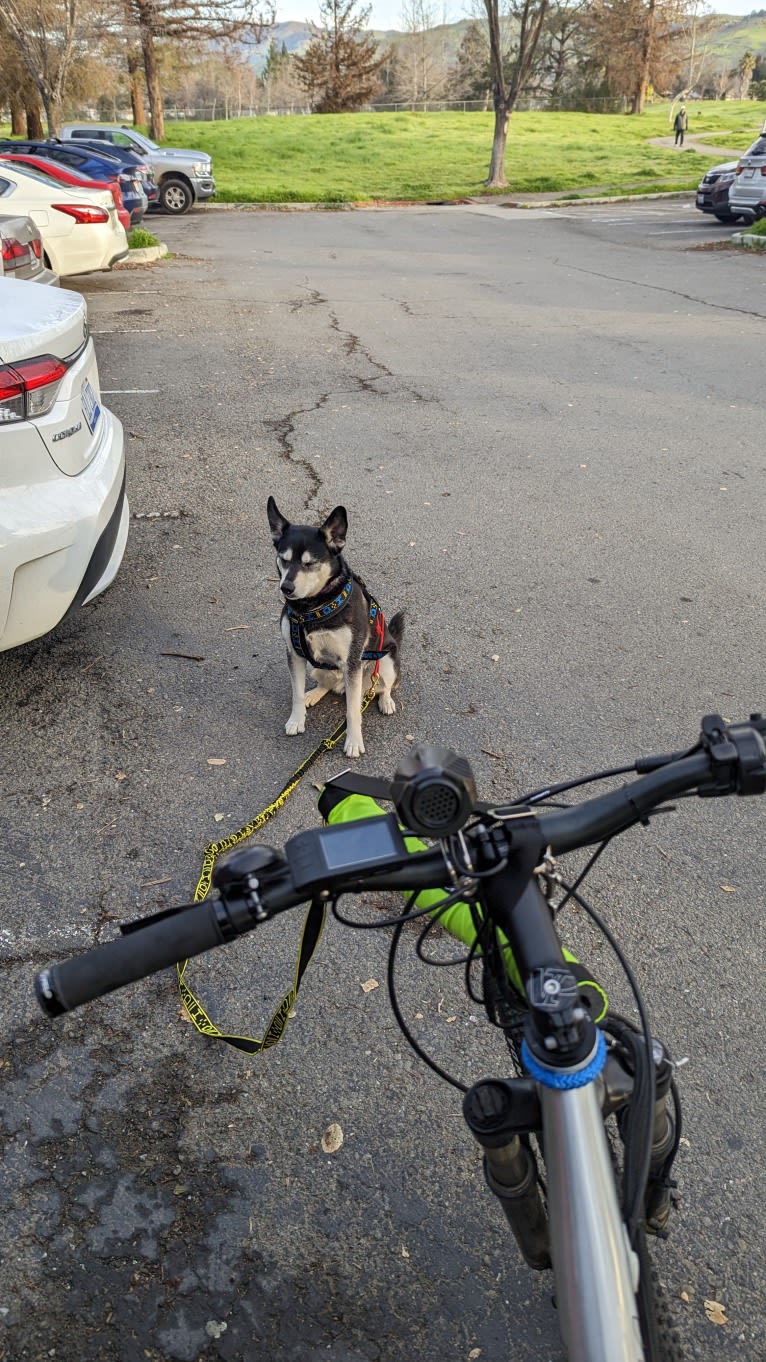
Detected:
[{"left": 34, "top": 901, "right": 226, "bottom": 1017}]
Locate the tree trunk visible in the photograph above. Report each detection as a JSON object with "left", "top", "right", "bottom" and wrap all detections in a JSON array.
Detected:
[
  {"left": 10, "top": 95, "right": 25, "bottom": 136},
  {"left": 485, "top": 98, "right": 510, "bottom": 187},
  {"left": 127, "top": 48, "right": 146, "bottom": 125},
  {"left": 631, "top": 0, "right": 656, "bottom": 114},
  {"left": 135, "top": 0, "right": 165, "bottom": 139},
  {"left": 26, "top": 100, "right": 44, "bottom": 138},
  {"left": 41, "top": 88, "right": 59, "bottom": 138}
]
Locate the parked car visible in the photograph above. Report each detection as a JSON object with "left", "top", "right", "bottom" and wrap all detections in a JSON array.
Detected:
[
  {"left": 729, "top": 126, "right": 766, "bottom": 223},
  {"left": 58, "top": 139, "right": 159, "bottom": 213},
  {"left": 0, "top": 277, "right": 128, "bottom": 651},
  {"left": 0, "top": 162, "right": 128, "bottom": 277},
  {"left": 0, "top": 138, "right": 152, "bottom": 225},
  {"left": 0, "top": 153, "right": 132, "bottom": 233},
  {"left": 62, "top": 124, "right": 215, "bottom": 215},
  {"left": 0, "top": 214, "right": 59, "bottom": 284},
  {"left": 694, "top": 160, "right": 745, "bottom": 224}
]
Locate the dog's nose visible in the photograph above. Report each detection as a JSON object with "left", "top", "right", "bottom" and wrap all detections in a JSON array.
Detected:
[{"left": 281, "top": 580, "right": 295, "bottom": 596}]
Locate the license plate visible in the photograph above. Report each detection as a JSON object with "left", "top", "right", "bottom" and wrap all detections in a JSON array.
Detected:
[{"left": 81, "top": 378, "right": 101, "bottom": 434}]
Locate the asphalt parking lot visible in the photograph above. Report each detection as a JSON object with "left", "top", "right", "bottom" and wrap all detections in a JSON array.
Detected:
[{"left": 1, "top": 198, "right": 764, "bottom": 1362}]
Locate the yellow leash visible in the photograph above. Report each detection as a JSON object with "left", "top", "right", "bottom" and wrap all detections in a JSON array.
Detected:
[{"left": 177, "top": 687, "right": 376, "bottom": 1053}]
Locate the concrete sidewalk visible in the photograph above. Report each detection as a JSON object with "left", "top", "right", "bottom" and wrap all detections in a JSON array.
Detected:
[{"left": 650, "top": 132, "right": 744, "bottom": 158}]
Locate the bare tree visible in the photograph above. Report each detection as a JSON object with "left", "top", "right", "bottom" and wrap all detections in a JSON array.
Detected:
[
  {"left": 126, "top": 42, "right": 147, "bottom": 122},
  {"left": 1, "top": 0, "right": 80, "bottom": 135},
  {"left": 586, "top": 0, "right": 689, "bottom": 114},
  {"left": 123, "top": 0, "right": 273, "bottom": 138},
  {"left": 394, "top": 0, "right": 450, "bottom": 102},
  {"left": 483, "top": 0, "right": 551, "bottom": 186},
  {"left": 0, "top": 30, "right": 46, "bottom": 133}
]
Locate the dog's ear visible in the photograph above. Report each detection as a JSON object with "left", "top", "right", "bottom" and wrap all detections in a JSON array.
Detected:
[
  {"left": 321, "top": 506, "right": 348, "bottom": 552},
  {"left": 267, "top": 496, "right": 289, "bottom": 544}
]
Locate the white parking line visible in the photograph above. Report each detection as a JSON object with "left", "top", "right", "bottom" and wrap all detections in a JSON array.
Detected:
[{"left": 648, "top": 227, "right": 720, "bottom": 234}]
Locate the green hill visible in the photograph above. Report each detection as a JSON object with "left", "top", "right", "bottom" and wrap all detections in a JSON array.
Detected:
[
  {"left": 257, "top": 12, "right": 766, "bottom": 76},
  {"left": 706, "top": 12, "right": 766, "bottom": 62}
]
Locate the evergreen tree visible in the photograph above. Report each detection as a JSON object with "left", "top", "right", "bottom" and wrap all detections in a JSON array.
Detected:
[
  {"left": 451, "top": 20, "right": 491, "bottom": 101},
  {"left": 294, "top": 0, "right": 385, "bottom": 112}
]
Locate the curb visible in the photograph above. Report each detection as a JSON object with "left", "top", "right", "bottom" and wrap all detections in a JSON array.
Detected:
[
  {"left": 498, "top": 190, "right": 694, "bottom": 209},
  {"left": 115, "top": 242, "right": 169, "bottom": 265},
  {"left": 201, "top": 190, "right": 698, "bottom": 212},
  {"left": 731, "top": 231, "right": 766, "bottom": 250}
]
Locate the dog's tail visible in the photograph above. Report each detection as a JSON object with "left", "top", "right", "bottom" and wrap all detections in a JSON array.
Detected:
[{"left": 386, "top": 610, "right": 405, "bottom": 659}]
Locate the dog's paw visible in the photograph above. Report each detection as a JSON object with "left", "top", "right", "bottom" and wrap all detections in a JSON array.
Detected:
[
  {"left": 305, "top": 687, "right": 327, "bottom": 709},
  {"left": 377, "top": 693, "right": 396, "bottom": 716},
  {"left": 285, "top": 715, "right": 306, "bottom": 736},
  {"left": 343, "top": 735, "right": 365, "bottom": 758}
]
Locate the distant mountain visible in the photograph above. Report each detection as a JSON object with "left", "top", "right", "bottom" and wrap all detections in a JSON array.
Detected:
[
  {"left": 252, "top": 13, "right": 766, "bottom": 74},
  {"left": 706, "top": 11, "right": 766, "bottom": 62},
  {"left": 251, "top": 17, "right": 473, "bottom": 70}
]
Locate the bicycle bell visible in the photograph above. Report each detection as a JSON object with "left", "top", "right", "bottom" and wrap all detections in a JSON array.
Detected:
[{"left": 390, "top": 744, "right": 477, "bottom": 837}]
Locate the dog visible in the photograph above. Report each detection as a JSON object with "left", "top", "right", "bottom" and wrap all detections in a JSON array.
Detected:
[{"left": 267, "top": 497, "right": 404, "bottom": 758}]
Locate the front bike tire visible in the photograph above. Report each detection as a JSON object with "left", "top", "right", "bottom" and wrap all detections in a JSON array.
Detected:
[{"left": 635, "top": 1229, "right": 686, "bottom": 1362}]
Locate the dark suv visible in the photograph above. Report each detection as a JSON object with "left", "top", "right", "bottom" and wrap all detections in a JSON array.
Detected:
[{"left": 694, "top": 161, "right": 744, "bottom": 224}]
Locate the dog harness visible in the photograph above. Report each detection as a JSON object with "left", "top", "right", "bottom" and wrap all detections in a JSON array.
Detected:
[{"left": 285, "top": 571, "right": 388, "bottom": 677}]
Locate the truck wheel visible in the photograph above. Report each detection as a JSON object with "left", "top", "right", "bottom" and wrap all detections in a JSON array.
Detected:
[{"left": 160, "top": 178, "right": 193, "bottom": 215}]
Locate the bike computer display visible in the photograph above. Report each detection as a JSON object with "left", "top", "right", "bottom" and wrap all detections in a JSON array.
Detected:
[{"left": 286, "top": 814, "right": 408, "bottom": 893}]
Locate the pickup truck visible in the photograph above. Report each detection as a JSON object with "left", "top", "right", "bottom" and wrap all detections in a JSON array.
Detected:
[{"left": 61, "top": 124, "right": 215, "bottom": 215}]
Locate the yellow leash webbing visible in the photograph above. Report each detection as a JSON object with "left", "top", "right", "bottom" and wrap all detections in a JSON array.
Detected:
[{"left": 178, "top": 689, "right": 376, "bottom": 1053}]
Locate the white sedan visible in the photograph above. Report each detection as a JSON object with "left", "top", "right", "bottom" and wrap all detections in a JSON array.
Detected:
[
  {"left": 0, "top": 277, "right": 128, "bottom": 651},
  {"left": 0, "top": 160, "right": 128, "bottom": 277}
]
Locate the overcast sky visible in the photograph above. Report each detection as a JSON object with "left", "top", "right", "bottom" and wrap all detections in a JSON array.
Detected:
[{"left": 279, "top": 1, "right": 755, "bottom": 32}]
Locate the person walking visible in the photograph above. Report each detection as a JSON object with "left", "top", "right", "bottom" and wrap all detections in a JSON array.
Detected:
[{"left": 674, "top": 105, "right": 688, "bottom": 147}]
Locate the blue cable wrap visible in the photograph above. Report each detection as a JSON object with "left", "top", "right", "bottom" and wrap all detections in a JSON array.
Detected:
[{"left": 521, "top": 1027, "right": 607, "bottom": 1090}]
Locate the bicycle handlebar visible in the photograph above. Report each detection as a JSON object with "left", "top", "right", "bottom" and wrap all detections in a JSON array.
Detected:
[
  {"left": 34, "top": 713, "right": 766, "bottom": 1018},
  {"left": 35, "top": 899, "right": 228, "bottom": 1017}
]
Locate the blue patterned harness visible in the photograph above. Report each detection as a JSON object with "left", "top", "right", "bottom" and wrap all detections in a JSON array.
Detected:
[{"left": 285, "top": 571, "right": 387, "bottom": 672}]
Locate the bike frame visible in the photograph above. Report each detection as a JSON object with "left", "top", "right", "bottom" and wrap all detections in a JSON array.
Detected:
[
  {"left": 540, "top": 1079, "right": 644, "bottom": 1361},
  {"left": 466, "top": 852, "right": 651, "bottom": 1362}
]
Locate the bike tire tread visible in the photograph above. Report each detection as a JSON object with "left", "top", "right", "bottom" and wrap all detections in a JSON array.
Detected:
[{"left": 637, "top": 1233, "right": 686, "bottom": 1362}]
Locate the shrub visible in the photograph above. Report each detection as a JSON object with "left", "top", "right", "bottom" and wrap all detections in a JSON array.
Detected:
[{"left": 128, "top": 227, "right": 160, "bottom": 249}]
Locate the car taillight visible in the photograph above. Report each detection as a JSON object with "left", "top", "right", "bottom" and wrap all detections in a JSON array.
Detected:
[
  {"left": 0, "top": 355, "right": 68, "bottom": 423},
  {"left": 1, "top": 236, "right": 31, "bottom": 271},
  {"left": 51, "top": 203, "right": 110, "bottom": 224}
]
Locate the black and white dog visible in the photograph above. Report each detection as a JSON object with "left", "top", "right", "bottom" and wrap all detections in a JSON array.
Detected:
[{"left": 267, "top": 497, "right": 404, "bottom": 758}]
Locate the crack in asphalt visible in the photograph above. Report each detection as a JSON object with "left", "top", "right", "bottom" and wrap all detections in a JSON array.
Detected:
[
  {"left": 561, "top": 261, "right": 766, "bottom": 321},
  {"left": 266, "top": 294, "right": 439, "bottom": 509},
  {"left": 263, "top": 408, "right": 325, "bottom": 508}
]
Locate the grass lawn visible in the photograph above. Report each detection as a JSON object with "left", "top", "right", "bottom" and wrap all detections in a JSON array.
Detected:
[
  {"left": 1, "top": 101, "right": 763, "bottom": 203},
  {"left": 165, "top": 100, "right": 766, "bottom": 203}
]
